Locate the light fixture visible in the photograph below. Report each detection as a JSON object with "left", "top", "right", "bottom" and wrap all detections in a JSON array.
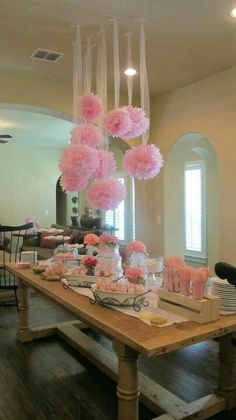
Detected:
[
  {"left": 0, "top": 119, "right": 16, "bottom": 128},
  {"left": 230, "top": 8, "right": 236, "bottom": 17},
  {"left": 124, "top": 67, "right": 137, "bottom": 76}
]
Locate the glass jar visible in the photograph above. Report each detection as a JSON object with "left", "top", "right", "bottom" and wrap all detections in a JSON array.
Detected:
[
  {"left": 53, "top": 244, "right": 78, "bottom": 261},
  {"left": 97, "top": 243, "right": 123, "bottom": 280},
  {"left": 130, "top": 252, "right": 148, "bottom": 274}
]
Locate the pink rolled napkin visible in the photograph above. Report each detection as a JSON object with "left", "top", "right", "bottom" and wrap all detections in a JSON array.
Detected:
[
  {"left": 179, "top": 266, "right": 192, "bottom": 296},
  {"left": 172, "top": 266, "right": 180, "bottom": 292},
  {"left": 191, "top": 269, "right": 208, "bottom": 299},
  {"left": 163, "top": 256, "right": 184, "bottom": 292}
]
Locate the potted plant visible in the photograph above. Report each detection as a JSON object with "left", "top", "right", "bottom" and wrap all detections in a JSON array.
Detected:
[
  {"left": 93, "top": 208, "right": 103, "bottom": 229},
  {"left": 71, "top": 195, "right": 80, "bottom": 226}
]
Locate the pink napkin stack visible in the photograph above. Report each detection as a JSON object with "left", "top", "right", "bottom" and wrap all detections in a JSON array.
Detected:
[
  {"left": 179, "top": 266, "right": 192, "bottom": 296},
  {"left": 163, "top": 256, "right": 210, "bottom": 300},
  {"left": 163, "top": 256, "right": 184, "bottom": 292},
  {"left": 191, "top": 267, "right": 210, "bottom": 299}
]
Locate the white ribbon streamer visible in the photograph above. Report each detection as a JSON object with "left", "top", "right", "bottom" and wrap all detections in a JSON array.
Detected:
[
  {"left": 113, "top": 19, "right": 120, "bottom": 108},
  {"left": 140, "top": 19, "right": 150, "bottom": 144},
  {"left": 126, "top": 32, "right": 133, "bottom": 106},
  {"left": 96, "top": 29, "right": 108, "bottom": 149},
  {"left": 73, "top": 25, "right": 82, "bottom": 124},
  {"left": 83, "top": 36, "right": 93, "bottom": 94}
]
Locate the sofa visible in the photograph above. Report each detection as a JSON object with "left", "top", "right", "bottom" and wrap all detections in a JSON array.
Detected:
[{"left": 22, "top": 224, "right": 102, "bottom": 260}]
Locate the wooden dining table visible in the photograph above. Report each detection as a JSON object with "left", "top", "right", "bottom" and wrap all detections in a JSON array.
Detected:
[{"left": 7, "top": 262, "right": 236, "bottom": 420}]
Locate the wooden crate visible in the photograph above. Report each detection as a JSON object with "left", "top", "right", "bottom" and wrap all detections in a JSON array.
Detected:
[{"left": 158, "top": 288, "right": 220, "bottom": 324}]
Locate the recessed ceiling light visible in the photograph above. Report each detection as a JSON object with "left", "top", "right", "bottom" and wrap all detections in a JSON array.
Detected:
[
  {"left": 230, "top": 8, "right": 236, "bottom": 17},
  {"left": 124, "top": 67, "right": 137, "bottom": 76}
]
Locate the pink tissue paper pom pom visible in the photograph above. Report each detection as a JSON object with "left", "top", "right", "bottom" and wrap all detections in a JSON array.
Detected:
[
  {"left": 123, "top": 144, "right": 164, "bottom": 180},
  {"left": 59, "top": 144, "right": 99, "bottom": 178},
  {"left": 104, "top": 107, "right": 132, "bottom": 138},
  {"left": 86, "top": 178, "right": 126, "bottom": 211},
  {"left": 127, "top": 240, "right": 146, "bottom": 253},
  {"left": 60, "top": 173, "right": 88, "bottom": 192},
  {"left": 70, "top": 123, "right": 102, "bottom": 148},
  {"left": 78, "top": 93, "right": 103, "bottom": 121},
  {"left": 122, "top": 106, "right": 150, "bottom": 139},
  {"left": 93, "top": 150, "right": 116, "bottom": 179}
]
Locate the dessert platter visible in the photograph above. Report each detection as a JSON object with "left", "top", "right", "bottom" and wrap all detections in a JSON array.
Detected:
[
  {"left": 62, "top": 274, "right": 113, "bottom": 288},
  {"left": 90, "top": 282, "right": 151, "bottom": 312}
]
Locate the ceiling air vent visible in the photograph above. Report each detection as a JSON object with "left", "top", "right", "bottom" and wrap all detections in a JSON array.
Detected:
[{"left": 31, "top": 48, "right": 63, "bottom": 63}]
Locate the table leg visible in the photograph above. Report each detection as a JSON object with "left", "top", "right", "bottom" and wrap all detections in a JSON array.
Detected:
[
  {"left": 17, "top": 279, "right": 33, "bottom": 342},
  {"left": 217, "top": 333, "right": 236, "bottom": 409},
  {"left": 113, "top": 340, "right": 139, "bottom": 420}
]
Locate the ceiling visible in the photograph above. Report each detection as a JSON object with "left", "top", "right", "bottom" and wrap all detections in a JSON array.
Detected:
[{"left": 1, "top": 0, "right": 236, "bottom": 147}]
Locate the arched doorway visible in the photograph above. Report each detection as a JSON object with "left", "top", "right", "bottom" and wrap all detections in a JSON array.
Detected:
[{"left": 164, "top": 133, "right": 219, "bottom": 269}]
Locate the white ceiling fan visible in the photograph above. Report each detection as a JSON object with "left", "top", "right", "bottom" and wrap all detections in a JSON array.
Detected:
[{"left": 0, "top": 134, "right": 12, "bottom": 144}]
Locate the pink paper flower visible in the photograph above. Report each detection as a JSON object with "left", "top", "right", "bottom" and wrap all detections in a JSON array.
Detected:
[
  {"left": 59, "top": 144, "right": 99, "bottom": 178},
  {"left": 60, "top": 173, "right": 88, "bottom": 192},
  {"left": 81, "top": 255, "right": 97, "bottom": 267},
  {"left": 78, "top": 93, "right": 103, "bottom": 121},
  {"left": 86, "top": 178, "right": 126, "bottom": 211},
  {"left": 127, "top": 240, "right": 146, "bottom": 253},
  {"left": 84, "top": 233, "right": 100, "bottom": 246},
  {"left": 93, "top": 150, "right": 116, "bottom": 179},
  {"left": 70, "top": 123, "right": 102, "bottom": 148},
  {"left": 124, "top": 266, "right": 145, "bottom": 284},
  {"left": 122, "top": 106, "right": 149, "bottom": 139},
  {"left": 104, "top": 107, "right": 132, "bottom": 138},
  {"left": 123, "top": 144, "right": 164, "bottom": 180}
]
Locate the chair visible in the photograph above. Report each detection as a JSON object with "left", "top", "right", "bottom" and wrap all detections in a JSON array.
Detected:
[{"left": 0, "top": 222, "right": 34, "bottom": 308}]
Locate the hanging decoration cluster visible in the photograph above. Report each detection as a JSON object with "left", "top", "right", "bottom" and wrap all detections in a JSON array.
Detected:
[
  {"left": 59, "top": 91, "right": 122, "bottom": 209},
  {"left": 58, "top": 19, "right": 164, "bottom": 212}
]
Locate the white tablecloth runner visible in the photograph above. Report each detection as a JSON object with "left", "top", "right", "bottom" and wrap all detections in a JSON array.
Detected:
[{"left": 70, "top": 286, "right": 187, "bottom": 327}]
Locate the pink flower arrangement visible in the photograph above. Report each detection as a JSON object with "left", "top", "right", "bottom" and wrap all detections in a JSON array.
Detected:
[
  {"left": 93, "top": 150, "right": 116, "bottom": 179},
  {"left": 99, "top": 234, "right": 118, "bottom": 247},
  {"left": 127, "top": 240, "right": 146, "bottom": 254},
  {"left": 83, "top": 233, "right": 100, "bottom": 246},
  {"left": 123, "top": 144, "right": 164, "bottom": 180},
  {"left": 70, "top": 123, "right": 102, "bottom": 148},
  {"left": 86, "top": 178, "right": 126, "bottom": 211},
  {"left": 78, "top": 93, "right": 103, "bottom": 121},
  {"left": 60, "top": 173, "right": 88, "bottom": 192},
  {"left": 59, "top": 144, "right": 99, "bottom": 178},
  {"left": 81, "top": 255, "right": 97, "bottom": 268},
  {"left": 104, "top": 107, "right": 132, "bottom": 138},
  {"left": 124, "top": 266, "right": 145, "bottom": 285},
  {"left": 122, "top": 106, "right": 149, "bottom": 139}
]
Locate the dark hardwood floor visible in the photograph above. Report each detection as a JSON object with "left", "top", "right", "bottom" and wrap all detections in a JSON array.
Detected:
[{"left": 0, "top": 291, "right": 236, "bottom": 420}]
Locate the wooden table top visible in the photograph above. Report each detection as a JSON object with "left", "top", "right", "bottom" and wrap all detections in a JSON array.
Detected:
[{"left": 8, "top": 263, "right": 236, "bottom": 358}]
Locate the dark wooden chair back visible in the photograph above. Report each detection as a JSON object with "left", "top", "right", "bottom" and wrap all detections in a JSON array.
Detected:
[{"left": 0, "top": 222, "right": 34, "bottom": 308}]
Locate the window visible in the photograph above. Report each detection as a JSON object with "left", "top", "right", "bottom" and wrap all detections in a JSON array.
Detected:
[
  {"left": 105, "top": 174, "right": 135, "bottom": 242},
  {"left": 184, "top": 161, "right": 206, "bottom": 258}
]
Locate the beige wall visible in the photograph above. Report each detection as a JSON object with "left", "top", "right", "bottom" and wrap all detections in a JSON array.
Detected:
[{"left": 149, "top": 65, "right": 236, "bottom": 265}]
